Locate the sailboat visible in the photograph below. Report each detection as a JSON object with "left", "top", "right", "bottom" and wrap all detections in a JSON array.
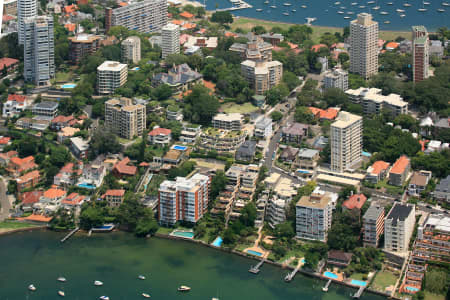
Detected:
[
  {"left": 270, "top": 0, "right": 277, "bottom": 9},
  {"left": 437, "top": 8, "right": 445, "bottom": 11},
  {"left": 418, "top": 1, "right": 427, "bottom": 11}
]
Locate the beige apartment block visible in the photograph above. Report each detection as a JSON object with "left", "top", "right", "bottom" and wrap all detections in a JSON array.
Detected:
[
  {"left": 97, "top": 61, "right": 128, "bottom": 94},
  {"left": 412, "top": 26, "right": 429, "bottom": 83},
  {"left": 241, "top": 60, "right": 283, "bottom": 95},
  {"left": 121, "top": 36, "right": 141, "bottom": 64},
  {"left": 105, "top": 98, "right": 146, "bottom": 139},
  {"left": 350, "top": 13, "right": 378, "bottom": 79},
  {"left": 161, "top": 23, "right": 180, "bottom": 59}
]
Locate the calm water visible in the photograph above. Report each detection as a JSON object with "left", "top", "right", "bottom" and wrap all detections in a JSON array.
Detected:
[
  {"left": 0, "top": 230, "right": 387, "bottom": 300},
  {"left": 205, "top": 0, "right": 450, "bottom": 31}
]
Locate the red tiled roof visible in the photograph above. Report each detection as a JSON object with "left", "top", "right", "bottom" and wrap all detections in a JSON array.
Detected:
[
  {"left": 148, "top": 128, "right": 171, "bottom": 136},
  {"left": 22, "top": 214, "right": 53, "bottom": 222},
  {"left": 386, "top": 42, "right": 399, "bottom": 49},
  {"left": 16, "top": 170, "right": 40, "bottom": 183},
  {"left": 390, "top": 155, "right": 410, "bottom": 174},
  {"left": 43, "top": 188, "right": 66, "bottom": 199},
  {"left": 182, "top": 23, "right": 197, "bottom": 29},
  {"left": 225, "top": 32, "right": 238, "bottom": 38},
  {"left": 20, "top": 191, "right": 43, "bottom": 204},
  {"left": 65, "top": 23, "right": 76, "bottom": 32},
  {"left": 52, "top": 115, "right": 74, "bottom": 124},
  {"left": 180, "top": 11, "right": 194, "bottom": 19},
  {"left": 113, "top": 157, "right": 137, "bottom": 176},
  {"left": 7, "top": 94, "right": 26, "bottom": 103},
  {"left": 172, "top": 19, "right": 183, "bottom": 25},
  {"left": 139, "top": 162, "right": 150, "bottom": 167},
  {"left": 61, "top": 193, "right": 86, "bottom": 205},
  {"left": 311, "top": 44, "right": 328, "bottom": 52},
  {"left": 369, "top": 161, "right": 390, "bottom": 175},
  {"left": 10, "top": 156, "right": 34, "bottom": 165},
  {"left": 0, "top": 57, "right": 19, "bottom": 68},
  {"left": 343, "top": 194, "right": 367, "bottom": 210},
  {"left": 64, "top": 4, "right": 78, "bottom": 14},
  {"left": 0, "top": 151, "right": 18, "bottom": 160},
  {"left": 104, "top": 189, "right": 125, "bottom": 197},
  {"left": 59, "top": 162, "right": 82, "bottom": 175},
  {"left": 0, "top": 137, "right": 11, "bottom": 145},
  {"left": 308, "top": 107, "right": 338, "bottom": 120},
  {"left": 118, "top": 2, "right": 128, "bottom": 6}
]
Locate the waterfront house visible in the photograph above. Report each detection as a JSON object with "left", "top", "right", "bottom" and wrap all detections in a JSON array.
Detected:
[
  {"left": 54, "top": 162, "right": 83, "bottom": 186},
  {"left": 61, "top": 192, "right": 87, "bottom": 209},
  {"left": 79, "top": 163, "right": 106, "bottom": 188},
  {"left": 327, "top": 250, "right": 353, "bottom": 267},
  {"left": 20, "top": 190, "right": 43, "bottom": 212},
  {"left": 102, "top": 189, "right": 126, "bottom": 207},
  {"left": 16, "top": 170, "right": 40, "bottom": 192}
]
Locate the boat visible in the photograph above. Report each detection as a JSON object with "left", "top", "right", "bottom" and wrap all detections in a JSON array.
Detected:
[
  {"left": 418, "top": 7, "right": 427, "bottom": 11},
  {"left": 322, "top": 287, "right": 328, "bottom": 292},
  {"left": 28, "top": 284, "right": 36, "bottom": 291},
  {"left": 301, "top": 5, "right": 307, "bottom": 8},
  {"left": 400, "top": 13, "right": 406, "bottom": 17},
  {"left": 344, "top": 16, "right": 351, "bottom": 18},
  {"left": 264, "top": 0, "right": 269, "bottom": 3},
  {"left": 351, "top": 2, "right": 358, "bottom": 5},
  {"left": 256, "top": 8, "right": 263, "bottom": 11},
  {"left": 359, "top": 5, "right": 365, "bottom": 7},
  {"left": 423, "top": 1, "right": 430, "bottom": 4},
  {"left": 178, "top": 286, "right": 191, "bottom": 292},
  {"left": 138, "top": 275, "right": 146, "bottom": 280},
  {"left": 99, "top": 296, "right": 110, "bottom": 300},
  {"left": 396, "top": 8, "right": 405, "bottom": 12},
  {"left": 373, "top": 5, "right": 380, "bottom": 9},
  {"left": 347, "top": 11, "right": 354, "bottom": 14},
  {"left": 403, "top": 3, "right": 412, "bottom": 6},
  {"left": 283, "top": 12, "right": 289, "bottom": 15},
  {"left": 142, "top": 293, "right": 151, "bottom": 298},
  {"left": 334, "top": 1, "right": 341, "bottom": 4},
  {"left": 212, "top": 298, "right": 220, "bottom": 300},
  {"left": 367, "top": 0, "right": 375, "bottom": 3},
  {"left": 292, "top": 9, "right": 297, "bottom": 12},
  {"left": 337, "top": 10, "right": 344, "bottom": 13},
  {"left": 94, "top": 280, "right": 104, "bottom": 286},
  {"left": 443, "top": 2, "right": 450, "bottom": 6},
  {"left": 57, "top": 277, "right": 67, "bottom": 282},
  {"left": 437, "top": 8, "right": 445, "bottom": 11},
  {"left": 340, "top": 6, "right": 346, "bottom": 8},
  {"left": 270, "top": 5, "right": 277, "bottom": 8},
  {"left": 58, "top": 291, "right": 65, "bottom": 297},
  {"left": 384, "top": 20, "right": 390, "bottom": 23},
  {"left": 283, "top": 2, "right": 292, "bottom": 6},
  {"left": 380, "top": 11, "right": 388, "bottom": 14},
  {"left": 387, "top": 2, "right": 393, "bottom": 4}
]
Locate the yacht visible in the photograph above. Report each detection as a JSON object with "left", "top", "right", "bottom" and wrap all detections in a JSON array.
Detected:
[
  {"left": 138, "top": 275, "right": 146, "bottom": 280},
  {"left": 423, "top": 1, "right": 430, "bottom": 4},
  {"left": 270, "top": 5, "right": 277, "bottom": 8},
  {"left": 351, "top": 2, "right": 358, "bottom": 5},
  {"left": 58, "top": 291, "right": 65, "bottom": 297},
  {"left": 256, "top": 8, "right": 263, "bottom": 11},
  {"left": 380, "top": 11, "right": 389, "bottom": 14},
  {"left": 57, "top": 277, "right": 67, "bottom": 282},
  {"left": 442, "top": 2, "right": 450, "bottom": 6},
  {"left": 400, "top": 13, "right": 406, "bottom": 17},
  {"left": 437, "top": 8, "right": 445, "bottom": 11},
  {"left": 301, "top": 5, "right": 307, "bottom": 8},
  {"left": 340, "top": 6, "right": 346, "bottom": 8},
  {"left": 367, "top": 1, "right": 375, "bottom": 4},
  {"left": 396, "top": 8, "right": 405, "bottom": 12},
  {"left": 334, "top": 1, "right": 341, "bottom": 4},
  {"left": 373, "top": 5, "right": 380, "bottom": 9},
  {"left": 359, "top": 5, "right": 366, "bottom": 7},
  {"left": 384, "top": 20, "right": 391, "bottom": 23},
  {"left": 344, "top": 16, "right": 351, "bottom": 18},
  {"left": 403, "top": 3, "right": 412, "bottom": 6},
  {"left": 418, "top": 7, "right": 427, "bottom": 11},
  {"left": 347, "top": 11, "right": 355, "bottom": 14},
  {"left": 178, "top": 286, "right": 191, "bottom": 292},
  {"left": 387, "top": 2, "right": 393, "bottom": 4},
  {"left": 94, "top": 281, "right": 104, "bottom": 286},
  {"left": 28, "top": 284, "right": 36, "bottom": 291},
  {"left": 264, "top": 0, "right": 269, "bottom": 3},
  {"left": 292, "top": 9, "right": 297, "bottom": 12},
  {"left": 142, "top": 293, "right": 151, "bottom": 298},
  {"left": 99, "top": 297, "right": 110, "bottom": 300},
  {"left": 283, "top": 12, "right": 289, "bottom": 15},
  {"left": 283, "top": 2, "right": 292, "bottom": 5},
  {"left": 337, "top": 10, "right": 345, "bottom": 13}
]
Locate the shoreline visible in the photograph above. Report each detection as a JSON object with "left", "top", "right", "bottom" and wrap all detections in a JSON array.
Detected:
[{"left": 0, "top": 225, "right": 46, "bottom": 236}]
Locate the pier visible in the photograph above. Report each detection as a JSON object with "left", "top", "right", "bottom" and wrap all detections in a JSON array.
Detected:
[
  {"left": 216, "top": 0, "right": 252, "bottom": 11},
  {"left": 322, "top": 279, "right": 332, "bottom": 292},
  {"left": 284, "top": 265, "right": 301, "bottom": 282},
  {"left": 249, "top": 258, "right": 266, "bottom": 274},
  {"left": 305, "top": 17, "right": 317, "bottom": 25},
  {"left": 61, "top": 227, "right": 79, "bottom": 243},
  {"left": 352, "top": 286, "right": 365, "bottom": 299}
]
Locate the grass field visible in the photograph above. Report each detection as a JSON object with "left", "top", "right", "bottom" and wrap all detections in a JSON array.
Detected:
[
  {"left": 424, "top": 291, "right": 446, "bottom": 300},
  {"left": 53, "top": 72, "right": 73, "bottom": 83},
  {"left": 221, "top": 102, "right": 258, "bottom": 114},
  {"left": 372, "top": 270, "right": 398, "bottom": 292},
  {"left": 350, "top": 273, "right": 367, "bottom": 281},
  {"left": 189, "top": 158, "right": 226, "bottom": 171},
  {"left": 231, "top": 17, "right": 410, "bottom": 43},
  {"left": 0, "top": 221, "right": 39, "bottom": 234}
]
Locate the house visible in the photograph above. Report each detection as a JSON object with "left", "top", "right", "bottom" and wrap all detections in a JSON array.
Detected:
[
  {"left": 252, "top": 95, "right": 266, "bottom": 108},
  {"left": 235, "top": 140, "right": 257, "bottom": 162},
  {"left": 261, "top": 33, "right": 284, "bottom": 45},
  {"left": 102, "top": 189, "right": 125, "bottom": 207},
  {"left": 408, "top": 171, "right": 432, "bottom": 197},
  {"left": 57, "top": 127, "right": 80, "bottom": 143},
  {"left": 7, "top": 156, "right": 37, "bottom": 177},
  {"left": 32, "top": 101, "right": 59, "bottom": 118},
  {"left": 61, "top": 192, "right": 87, "bottom": 209},
  {"left": 166, "top": 106, "right": 183, "bottom": 121},
  {"left": 343, "top": 193, "right": 367, "bottom": 211},
  {"left": 0, "top": 57, "right": 19, "bottom": 73},
  {"left": 2, "top": 94, "right": 31, "bottom": 118},
  {"left": 389, "top": 155, "right": 411, "bottom": 186},
  {"left": 280, "top": 146, "right": 299, "bottom": 163},
  {"left": 433, "top": 175, "right": 450, "bottom": 202},
  {"left": 39, "top": 188, "right": 67, "bottom": 205},
  {"left": 78, "top": 163, "right": 106, "bottom": 188},
  {"left": 366, "top": 160, "right": 390, "bottom": 184},
  {"left": 0, "top": 151, "right": 18, "bottom": 166},
  {"left": 51, "top": 115, "right": 76, "bottom": 130},
  {"left": 152, "top": 63, "right": 202, "bottom": 92},
  {"left": 16, "top": 117, "right": 50, "bottom": 131},
  {"left": 327, "top": 250, "right": 353, "bottom": 267},
  {"left": 309, "top": 107, "right": 339, "bottom": 121},
  {"left": 113, "top": 157, "right": 137, "bottom": 177},
  {"left": 179, "top": 11, "right": 194, "bottom": 19},
  {"left": 180, "top": 124, "right": 201, "bottom": 143},
  {"left": 162, "top": 149, "right": 186, "bottom": 166},
  {"left": 54, "top": 162, "right": 82, "bottom": 186},
  {"left": 297, "top": 148, "right": 320, "bottom": 172},
  {"left": 16, "top": 170, "right": 40, "bottom": 192},
  {"left": 0, "top": 137, "right": 12, "bottom": 151},
  {"left": 148, "top": 127, "right": 171, "bottom": 146},
  {"left": 281, "top": 123, "right": 309, "bottom": 144},
  {"left": 254, "top": 116, "right": 272, "bottom": 138},
  {"left": 20, "top": 191, "right": 43, "bottom": 211},
  {"left": 70, "top": 137, "right": 89, "bottom": 159}
]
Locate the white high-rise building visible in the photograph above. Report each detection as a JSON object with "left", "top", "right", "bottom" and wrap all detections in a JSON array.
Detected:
[
  {"left": 161, "top": 23, "right": 180, "bottom": 59},
  {"left": 18, "top": 0, "right": 37, "bottom": 45},
  {"left": 323, "top": 68, "right": 349, "bottom": 91},
  {"left": 121, "top": 36, "right": 141, "bottom": 64},
  {"left": 350, "top": 13, "right": 378, "bottom": 79},
  {"left": 330, "top": 111, "right": 363, "bottom": 172},
  {"left": 412, "top": 26, "right": 429, "bottom": 83},
  {"left": 384, "top": 203, "right": 416, "bottom": 253},
  {"left": 24, "top": 16, "right": 55, "bottom": 86},
  {"left": 97, "top": 61, "right": 128, "bottom": 94},
  {"left": 296, "top": 192, "right": 333, "bottom": 242}
]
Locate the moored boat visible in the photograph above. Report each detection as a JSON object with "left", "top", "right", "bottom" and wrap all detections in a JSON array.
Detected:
[
  {"left": 138, "top": 275, "right": 146, "bottom": 280},
  {"left": 58, "top": 291, "right": 65, "bottom": 297},
  {"left": 256, "top": 8, "right": 263, "bottom": 11},
  {"left": 384, "top": 20, "right": 391, "bottom": 23},
  {"left": 94, "top": 280, "right": 104, "bottom": 286},
  {"left": 283, "top": 12, "right": 289, "bottom": 15},
  {"left": 99, "top": 296, "right": 110, "bottom": 300},
  {"left": 178, "top": 285, "right": 191, "bottom": 292},
  {"left": 142, "top": 293, "right": 151, "bottom": 298},
  {"left": 28, "top": 284, "right": 36, "bottom": 291},
  {"left": 437, "top": 8, "right": 445, "bottom": 11},
  {"left": 57, "top": 277, "right": 66, "bottom": 282}
]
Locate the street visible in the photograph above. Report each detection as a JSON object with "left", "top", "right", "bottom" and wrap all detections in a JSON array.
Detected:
[{"left": 0, "top": 177, "right": 11, "bottom": 221}]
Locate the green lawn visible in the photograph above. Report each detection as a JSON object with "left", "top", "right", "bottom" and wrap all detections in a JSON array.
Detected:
[
  {"left": 156, "top": 227, "right": 173, "bottom": 235},
  {"left": 276, "top": 249, "right": 304, "bottom": 264},
  {"left": 221, "top": 102, "right": 258, "bottom": 114},
  {"left": 54, "top": 72, "right": 73, "bottom": 83},
  {"left": 375, "top": 179, "right": 404, "bottom": 195},
  {"left": 424, "top": 291, "right": 446, "bottom": 300},
  {"left": 0, "top": 221, "right": 39, "bottom": 230},
  {"left": 350, "top": 273, "right": 367, "bottom": 281},
  {"left": 371, "top": 270, "right": 398, "bottom": 291}
]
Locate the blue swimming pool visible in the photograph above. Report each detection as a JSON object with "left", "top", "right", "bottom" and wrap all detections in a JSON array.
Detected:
[
  {"left": 171, "top": 231, "right": 194, "bottom": 239},
  {"left": 406, "top": 286, "right": 420, "bottom": 292},
  {"left": 246, "top": 249, "right": 263, "bottom": 257},
  {"left": 351, "top": 279, "right": 367, "bottom": 287},
  {"left": 301, "top": 258, "right": 305, "bottom": 263},
  {"left": 131, "top": 67, "right": 140, "bottom": 71},
  {"left": 211, "top": 236, "right": 223, "bottom": 247},
  {"left": 173, "top": 145, "right": 187, "bottom": 151},
  {"left": 297, "top": 170, "right": 311, "bottom": 174},
  {"left": 61, "top": 83, "right": 76, "bottom": 89},
  {"left": 324, "top": 271, "right": 338, "bottom": 279},
  {"left": 77, "top": 183, "right": 96, "bottom": 189},
  {"left": 362, "top": 151, "right": 372, "bottom": 157}
]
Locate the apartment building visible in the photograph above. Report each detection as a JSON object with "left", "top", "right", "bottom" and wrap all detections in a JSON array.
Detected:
[
  {"left": 102, "top": 189, "right": 125, "bottom": 207},
  {"left": 384, "top": 203, "right": 416, "bottom": 253},
  {"left": 363, "top": 203, "right": 385, "bottom": 247},
  {"left": 389, "top": 155, "right": 410, "bottom": 186},
  {"left": 349, "top": 13, "right": 378, "bottom": 79},
  {"left": 241, "top": 60, "right": 283, "bottom": 95},
  {"left": 230, "top": 34, "right": 273, "bottom": 62},
  {"left": 297, "top": 148, "right": 320, "bottom": 172},
  {"left": 18, "top": 0, "right": 37, "bottom": 45},
  {"left": 158, "top": 174, "right": 210, "bottom": 226},
  {"left": 345, "top": 87, "right": 408, "bottom": 116},
  {"left": 267, "top": 178, "right": 297, "bottom": 228},
  {"left": 68, "top": 34, "right": 101, "bottom": 64},
  {"left": 412, "top": 26, "right": 429, "bottom": 83},
  {"left": 199, "top": 128, "right": 247, "bottom": 152},
  {"left": 105, "top": 0, "right": 167, "bottom": 34},
  {"left": 161, "top": 23, "right": 180, "bottom": 59},
  {"left": 323, "top": 68, "right": 348, "bottom": 91},
  {"left": 296, "top": 192, "right": 333, "bottom": 242},
  {"left": 366, "top": 160, "right": 390, "bottom": 184},
  {"left": 413, "top": 214, "right": 450, "bottom": 264},
  {"left": 97, "top": 61, "right": 128, "bottom": 94},
  {"left": 4, "top": 0, "right": 18, "bottom": 16},
  {"left": 16, "top": 170, "right": 40, "bottom": 192},
  {"left": 24, "top": 16, "right": 55, "bottom": 86},
  {"left": 121, "top": 36, "right": 141, "bottom": 64},
  {"left": 105, "top": 98, "right": 146, "bottom": 139},
  {"left": 282, "top": 122, "right": 309, "bottom": 144},
  {"left": 254, "top": 116, "right": 272, "bottom": 138},
  {"left": 32, "top": 101, "right": 58, "bottom": 117},
  {"left": 179, "top": 124, "right": 201, "bottom": 144},
  {"left": 330, "top": 111, "right": 363, "bottom": 172},
  {"left": 212, "top": 113, "right": 243, "bottom": 131}
]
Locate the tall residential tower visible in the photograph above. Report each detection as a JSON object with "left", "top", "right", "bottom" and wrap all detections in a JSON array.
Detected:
[
  {"left": 161, "top": 23, "right": 180, "bottom": 59},
  {"left": 18, "top": 0, "right": 37, "bottom": 45},
  {"left": 412, "top": 26, "right": 429, "bottom": 83},
  {"left": 350, "top": 13, "right": 378, "bottom": 79}
]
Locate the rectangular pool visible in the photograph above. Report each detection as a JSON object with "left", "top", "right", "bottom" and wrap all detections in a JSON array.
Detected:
[
  {"left": 246, "top": 249, "right": 263, "bottom": 257},
  {"left": 78, "top": 183, "right": 96, "bottom": 189},
  {"left": 301, "top": 258, "right": 305, "bottom": 263},
  {"left": 324, "top": 271, "right": 338, "bottom": 279},
  {"left": 351, "top": 279, "right": 367, "bottom": 287},
  {"left": 171, "top": 230, "right": 194, "bottom": 239},
  {"left": 211, "top": 236, "right": 223, "bottom": 247},
  {"left": 173, "top": 145, "right": 187, "bottom": 151},
  {"left": 61, "top": 83, "right": 76, "bottom": 89},
  {"left": 406, "top": 286, "right": 420, "bottom": 292}
]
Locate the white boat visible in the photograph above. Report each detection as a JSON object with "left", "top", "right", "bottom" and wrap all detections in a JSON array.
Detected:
[
  {"left": 443, "top": 2, "right": 450, "bottom": 6},
  {"left": 283, "top": 12, "right": 289, "bottom": 15},
  {"left": 387, "top": 2, "right": 393, "bottom": 4},
  {"left": 58, "top": 291, "right": 65, "bottom": 297},
  {"left": 351, "top": 2, "right": 358, "bottom": 5},
  {"left": 138, "top": 275, "right": 146, "bottom": 280},
  {"left": 347, "top": 11, "right": 354, "bottom": 14},
  {"left": 212, "top": 298, "right": 220, "bottom": 300},
  {"left": 367, "top": 0, "right": 375, "bottom": 3},
  {"left": 400, "top": 13, "right": 406, "bottom": 17},
  {"left": 301, "top": 5, "right": 307, "bottom": 8},
  {"left": 256, "top": 8, "right": 263, "bottom": 11},
  {"left": 344, "top": 16, "right": 351, "bottom": 18},
  {"left": 94, "top": 280, "right": 104, "bottom": 286},
  {"left": 264, "top": 0, "right": 269, "bottom": 3},
  {"left": 334, "top": 1, "right": 341, "bottom": 4},
  {"left": 396, "top": 8, "right": 405, "bottom": 12},
  {"left": 384, "top": 20, "right": 391, "bottom": 23},
  {"left": 359, "top": 5, "right": 365, "bottom": 7},
  {"left": 28, "top": 284, "right": 36, "bottom": 291},
  {"left": 337, "top": 10, "right": 344, "bottom": 13},
  {"left": 340, "top": 6, "right": 346, "bottom": 8},
  {"left": 292, "top": 9, "right": 297, "bottom": 12},
  {"left": 283, "top": 2, "right": 292, "bottom": 6},
  {"left": 270, "top": 5, "right": 277, "bottom": 8},
  {"left": 99, "top": 296, "right": 110, "bottom": 300},
  {"left": 423, "top": 1, "right": 430, "bottom": 4},
  {"left": 178, "top": 286, "right": 191, "bottom": 292},
  {"left": 142, "top": 293, "right": 151, "bottom": 298},
  {"left": 373, "top": 5, "right": 380, "bottom": 9},
  {"left": 57, "top": 277, "right": 67, "bottom": 282},
  {"left": 403, "top": 3, "right": 412, "bottom": 6},
  {"left": 380, "top": 11, "right": 389, "bottom": 14},
  {"left": 437, "top": 8, "right": 445, "bottom": 11},
  {"left": 418, "top": 7, "right": 427, "bottom": 11}
]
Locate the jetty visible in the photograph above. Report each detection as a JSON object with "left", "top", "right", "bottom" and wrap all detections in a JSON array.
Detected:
[
  {"left": 216, "top": 0, "right": 252, "bottom": 11},
  {"left": 249, "top": 258, "right": 266, "bottom": 274},
  {"left": 322, "top": 279, "right": 332, "bottom": 292},
  {"left": 352, "top": 286, "right": 365, "bottom": 299},
  {"left": 305, "top": 17, "right": 317, "bottom": 25},
  {"left": 284, "top": 264, "right": 301, "bottom": 282},
  {"left": 61, "top": 227, "right": 79, "bottom": 243}
]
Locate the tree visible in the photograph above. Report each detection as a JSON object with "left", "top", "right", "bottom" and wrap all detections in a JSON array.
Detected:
[
  {"left": 294, "top": 106, "right": 314, "bottom": 124},
  {"left": 164, "top": 53, "right": 187, "bottom": 65},
  {"left": 7, "top": 180, "right": 17, "bottom": 194},
  {"left": 338, "top": 52, "right": 350, "bottom": 64},
  {"left": 223, "top": 227, "right": 236, "bottom": 244},
  {"left": 251, "top": 25, "right": 267, "bottom": 35},
  {"left": 152, "top": 84, "right": 173, "bottom": 100},
  {"left": 195, "top": 6, "right": 206, "bottom": 17},
  {"left": 89, "top": 127, "right": 123, "bottom": 159},
  {"left": 210, "top": 171, "right": 228, "bottom": 200},
  {"left": 348, "top": 73, "right": 366, "bottom": 89},
  {"left": 425, "top": 269, "right": 448, "bottom": 294},
  {"left": 322, "top": 88, "right": 348, "bottom": 107},
  {"left": 265, "top": 85, "right": 289, "bottom": 106},
  {"left": 271, "top": 111, "right": 283, "bottom": 122},
  {"left": 79, "top": 205, "right": 105, "bottom": 230},
  {"left": 183, "top": 85, "right": 220, "bottom": 125},
  {"left": 282, "top": 71, "right": 301, "bottom": 91},
  {"left": 239, "top": 202, "right": 257, "bottom": 227},
  {"left": 274, "top": 222, "right": 295, "bottom": 239},
  {"left": 107, "top": 26, "right": 130, "bottom": 41},
  {"left": 210, "top": 11, "right": 233, "bottom": 25},
  {"left": 320, "top": 32, "right": 338, "bottom": 47},
  {"left": 393, "top": 114, "right": 418, "bottom": 131}
]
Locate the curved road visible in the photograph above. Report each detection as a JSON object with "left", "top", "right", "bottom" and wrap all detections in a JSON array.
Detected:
[{"left": 0, "top": 177, "right": 10, "bottom": 221}]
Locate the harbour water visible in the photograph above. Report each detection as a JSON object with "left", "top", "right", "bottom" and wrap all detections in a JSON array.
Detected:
[
  {"left": 206, "top": 0, "right": 450, "bottom": 31},
  {"left": 0, "top": 230, "right": 386, "bottom": 300}
]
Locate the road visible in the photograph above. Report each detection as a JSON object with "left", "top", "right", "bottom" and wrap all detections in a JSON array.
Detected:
[{"left": 0, "top": 177, "right": 11, "bottom": 221}]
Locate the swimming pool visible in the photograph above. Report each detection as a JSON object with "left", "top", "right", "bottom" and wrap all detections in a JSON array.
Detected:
[
  {"left": 61, "top": 83, "right": 76, "bottom": 89},
  {"left": 211, "top": 236, "right": 223, "bottom": 247},
  {"left": 246, "top": 249, "right": 263, "bottom": 257},
  {"left": 301, "top": 258, "right": 305, "bottom": 263},
  {"left": 171, "top": 230, "right": 194, "bottom": 239},
  {"left": 406, "top": 286, "right": 420, "bottom": 292},
  {"left": 131, "top": 67, "right": 140, "bottom": 71},
  {"left": 297, "top": 170, "right": 311, "bottom": 174},
  {"left": 323, "top": 271, "right": 338, "bottom": 279},
  {"left": 77, "top": 183, "right": 96, "bottom": 189},
  {"left": 351, "top": 279, "right": 367, "bottom": 287},
  {"left": 173, "top": 145, "right": 187, "bottom": 151},
  {"left": 362, "top": 151, "right": 372, "bottom": 157}
]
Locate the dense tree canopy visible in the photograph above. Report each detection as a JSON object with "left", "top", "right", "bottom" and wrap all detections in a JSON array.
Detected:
[{"left": 183, "top": 85, "right": 220, "bottom": 125}]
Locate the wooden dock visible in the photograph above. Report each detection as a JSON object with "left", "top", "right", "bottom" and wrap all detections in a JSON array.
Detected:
[
  {"left": 61, "top": 227, "right": 79, "bottom": 243},
  {"left": 352, "top": 286, "right": 365, "bottom": 299},
  {"left": 284, "top": 265, "right": 301, "bottom": 282},
  {"left": 249, "top": 258, "right": 266, "bottom": 274},
  {"left": 322, "top": 279, "right": 332, "bottom": 292}
]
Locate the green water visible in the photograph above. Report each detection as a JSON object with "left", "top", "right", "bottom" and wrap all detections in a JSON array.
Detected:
[{"left": 0, "top": 230, "right": 386, "bottom": 300}]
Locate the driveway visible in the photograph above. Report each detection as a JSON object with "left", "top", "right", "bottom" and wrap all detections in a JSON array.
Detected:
[{"left": 0, "top": 177, "right": 11, "bottom": 221}]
